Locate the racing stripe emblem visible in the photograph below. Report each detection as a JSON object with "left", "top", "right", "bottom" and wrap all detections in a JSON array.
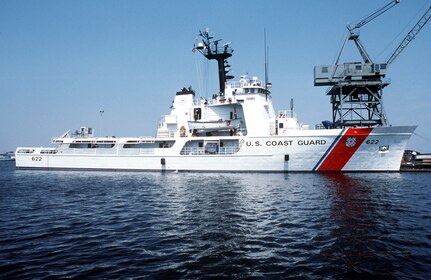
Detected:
[{"left": 316, "top": 127, "right": 373, "bottom": 171}]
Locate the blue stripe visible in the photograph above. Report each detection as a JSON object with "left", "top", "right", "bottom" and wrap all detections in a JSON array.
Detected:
[{"left": 312, "top": 128, "right": 346, "bottom": 171}]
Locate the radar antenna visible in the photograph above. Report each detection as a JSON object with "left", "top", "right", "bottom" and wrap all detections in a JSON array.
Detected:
[{"left": 194, "top": 29, "right": 233, "bottom": 95}]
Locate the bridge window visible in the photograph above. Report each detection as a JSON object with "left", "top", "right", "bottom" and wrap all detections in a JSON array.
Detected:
[{"left": 193, "top": 108, "right": 202, "bottom": 120}]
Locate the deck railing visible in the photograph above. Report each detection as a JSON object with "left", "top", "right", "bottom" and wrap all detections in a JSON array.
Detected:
[
  {"left": 59, "top": 148, "right": 156, "bottom": 155},
  {"left": 180, "top": 146, "right": 240, "bottom": 155}
]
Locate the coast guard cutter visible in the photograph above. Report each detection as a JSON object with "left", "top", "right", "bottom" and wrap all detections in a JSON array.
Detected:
[{"left": 16, "top": 2, "right": 430, "bottom": 172}]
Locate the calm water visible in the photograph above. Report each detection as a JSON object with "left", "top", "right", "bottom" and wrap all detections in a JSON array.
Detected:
[{"left": 0, "top": 161, "right": 430, "bottom": 279}]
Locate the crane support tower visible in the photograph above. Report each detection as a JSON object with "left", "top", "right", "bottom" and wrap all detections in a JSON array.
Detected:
[{"left": 314, "top": 1, "right": 431, "bottom": 128}]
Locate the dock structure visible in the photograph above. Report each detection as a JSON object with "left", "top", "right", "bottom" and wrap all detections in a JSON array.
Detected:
[{"left": 402, "top": 150, "right": 431, "bottom": 169}]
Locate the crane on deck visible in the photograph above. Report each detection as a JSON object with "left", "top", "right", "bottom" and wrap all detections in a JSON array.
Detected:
[{"left": 314, "top": 1, "right": 431, "bottom": 128}]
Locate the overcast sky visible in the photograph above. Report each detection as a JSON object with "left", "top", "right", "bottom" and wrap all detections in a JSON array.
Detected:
[{"left": 1, "top": 0, "right": 431, "bottom": 152}]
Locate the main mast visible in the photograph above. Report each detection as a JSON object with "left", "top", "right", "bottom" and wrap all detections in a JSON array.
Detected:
[{"left": 195, "top": 30, "right": 234, "bottom": 95}]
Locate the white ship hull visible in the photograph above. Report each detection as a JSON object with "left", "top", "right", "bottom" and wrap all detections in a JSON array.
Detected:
[{"left": 15, "top": 126, "right": 415, "bottom": 172}]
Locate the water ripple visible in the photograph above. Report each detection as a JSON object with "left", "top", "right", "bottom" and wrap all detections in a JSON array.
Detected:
[{"left": 0, "top": 162, "right": 430, "bottom": 278}]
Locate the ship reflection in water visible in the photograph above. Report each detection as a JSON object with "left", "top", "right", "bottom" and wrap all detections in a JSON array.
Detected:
[
  {"left": 0, "top": 164, "right": 430, "bottom": 279},
  {"left": 320, "top": 174, "right": 395, "bottom": 278}
]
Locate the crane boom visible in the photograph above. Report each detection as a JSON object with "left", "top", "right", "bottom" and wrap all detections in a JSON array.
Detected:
[
  {"left": 345, "top": 0, "right": 400, "bottom": 63},
  {"left": 387, "top": 6, "right": 431, "bottom": 66},
  {"left": 350, "top": 0, "right": 400, "bottom": 30}
]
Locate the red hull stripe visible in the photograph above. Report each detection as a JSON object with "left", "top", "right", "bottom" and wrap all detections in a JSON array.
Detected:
[
  {"left": 317, "top": 127, "right": 373, "bottom": 171},
  {"left": 312, "top": 128, "right": 345, "bottom": 171}
]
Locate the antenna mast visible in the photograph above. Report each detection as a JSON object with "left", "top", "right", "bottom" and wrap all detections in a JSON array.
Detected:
[
  {"left": 195, "top": 30, "right": 233, "bottom": 95},
  {"left": 263, "top": 29, "right": 272, "bottom": 100},
  {"left": 264, "top": 28, "right": 268, "bottom": 89}
]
